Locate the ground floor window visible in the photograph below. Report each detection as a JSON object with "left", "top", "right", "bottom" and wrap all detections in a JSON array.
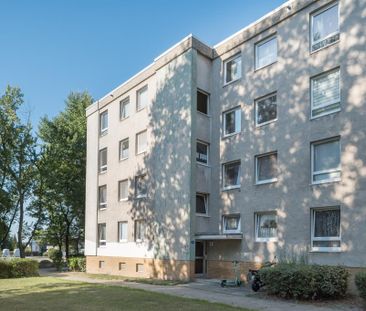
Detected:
[
  {"left": 311, "top": 207, "right": 341, "bottom": 252},
  {"left": 134, "top": 220, "right": 146, "bottom": 242},
  {"left": 255, "top": 212, "right": 278, "bottom": 242},
  {"left": 98, "top": 223, "right": 106, "bottom": 247}
]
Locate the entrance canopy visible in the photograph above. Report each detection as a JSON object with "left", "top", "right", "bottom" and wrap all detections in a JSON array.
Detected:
[{"left": 195, "top": 234, "right": 243, "bottom": 240}]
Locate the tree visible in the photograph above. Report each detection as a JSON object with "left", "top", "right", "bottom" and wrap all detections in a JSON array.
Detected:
[{"left": 38, "top": 92, "right": 91, "bottom": 258}]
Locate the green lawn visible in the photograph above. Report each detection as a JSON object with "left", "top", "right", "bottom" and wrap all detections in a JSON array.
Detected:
[
  {"left": 85, "top": 273, "right": 187, "bottom": 285},
  {"left": 0, "top": 277, "right": 251, "bottom": 311}
]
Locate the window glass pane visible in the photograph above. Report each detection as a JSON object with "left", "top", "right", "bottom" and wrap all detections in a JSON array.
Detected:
[
  {"left": 314, "top": 140, "right": 340, "bottom": 172},
  {"left": 120, "top": 99, "right": 130, "bottom": 119},
  {"left": 314, "top": 209, "right": 340, "bottom": 238},
  {"left": 256, "top": 94, "right": 277, "bottom": 125},
  {"left": 98, "top": 224, "right": 106, "bottom": 245},
  {"left": 313, "top": 170, "right": 341, "bottom": 182},
  {"left": 99, "top": 186, "right": 107, "bottom": 207},
  {"left": 257, "top": 153, "right": 277, "bottom": 182},
  {"left": 196, "top": 142, "right": 208, "bottom": 164},
  {"left": 119, "top": 180, "right": 128, "bottom": 200},
  {"left": 224, "top": 162, "right": 240, "bottom": 187},
  {"left": 137, "top": 131, "right": 147, "bottom": 154},
  {"left": 257, "top": 213, "right": 277, "bottom": 238},
  {"left": 225, "top": 56, "right": 241, "bottom": 83},
  {"left": 313, "top": 240, "right": 341, "bottom": 247},
  {"left": 119, "top": 222, "right": 127, "bottom": 241},
  {"left": 137, "top": 86, "right": 148, "bottom": 111},
  {"left": 135, "top": 175, "right": 147, "bottom": 197},
  {"left": 100, "top": 111, "right": 108, "bottom": 132},
  {"left": 224, "top": 110, "right": 236, "bottom": 135},
  {"left": 99, "top": 149, "right": 107, "bottom": 171},
  {"left": 120, "top": 139, "right": 129, "bottom": 159},
  {"left": 197, "top": 91, "right": 208, "bottom": 114},
  {"left": 135, "top": 221, "right": 145, "bottom": 241},
  {"left": 256, "top": 37, "right": 277, "bottom": 69},
  {"left": 225, "top": 216, "right": 239, "bottom": 230},
  {"left": 313, "top": 4, "right": 339, "bottom": 43},
  {"left": 196, "top": 194, "right": 207, "bottom": 214}
]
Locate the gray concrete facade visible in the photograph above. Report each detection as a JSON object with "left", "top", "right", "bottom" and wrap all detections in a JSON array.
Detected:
[{"left": 85, "top": 0, "right": 366, "bottom": 278}]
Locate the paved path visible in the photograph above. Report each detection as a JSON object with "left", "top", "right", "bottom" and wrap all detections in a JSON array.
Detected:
[{"left": 40, "top": 269, "right": 362, "bottom": 311}]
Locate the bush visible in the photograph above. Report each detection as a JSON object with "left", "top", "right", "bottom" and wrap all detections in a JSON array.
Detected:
[
  {"left": 355, "top": 271, "right": 366, "bottom": 300},
  {"left": 0, "top": 259, "right": 39, "bottom": 278},
  {"left": 67, "top": 257, "right": 86, "bottom": 272},
  {"left": 48, "top": 248, "right": 63, "bottom": 271},
  {"left": 259, "top": 263, "right": 349, "bottom": 300}
]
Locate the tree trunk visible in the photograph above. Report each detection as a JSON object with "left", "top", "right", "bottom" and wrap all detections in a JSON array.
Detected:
[
  {"left": 65, "top": 224, "right": 70, "bottom": 259},
  {"left": 18, "top": 193, "right": 24, "bottom": 258}
]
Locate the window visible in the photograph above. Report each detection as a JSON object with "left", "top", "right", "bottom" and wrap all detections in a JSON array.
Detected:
[
  {"left": 98, "top": 223, "right": 106, "bottom": 247},
  {"left": 255, "top": 93, "right": 277, "bottom": 126},
  {"left": 98, "top": 185, "right": 107, "bottom": 209},
  {"left": 134, "top": 220, "right": 146, "bottom": 242},
  {"left": 222, "top": 161, "right": 241, "bottom": 190},
  {"left": 99, "top": 148, "right": 107, "bottom": 173},
  {"left": 224, "top": 54, "right": 242, "bottom": 84},
  {"left": 135, "top": 174, "right": 147, "bottom": 198},
  {"left": 136, "top": 263, "right": 144, "bottom": 273},
  {"left": 119, "top": 138, "right": 129, "bottom": 160},
  {"left": 255, "top": 212, "right": 278, "bottom": 242},
  {"left": 197, "top": 90, "right": 209, "bottom": 115},
  {"left": 311, "top": 207, "right": 341, "bottom": 252},
  {"left": 223, "top": 214, "right": 241, "bottom": 234},
  {"left": 196, "top": 193, "right": 208, "bottom": 215},
  {"left": 312, "top": 138, "right": 340, "bottom": 184},
  {"left": 118, "top": 221, "right": 128, "bottom": 242},
  {"left": 99, "top": 260, "right": 105, "bottom": 268},
  {"left": 223, "top": 108, "right": 241, "bottom": 137},
  {"left": 256, "top": 152, "right": 278, "bottom": 184},
  {"left": 196, "top": 141, "right": 209, "bottom": 165},
  {"left": 120, "top": 97, "right": 130, "bottom": 120},
  {"left": 136, "top": 85, "right": 148, "bottom": 111},
  {"left": 118, "top": 180, "right": 128, "bottom": 201},
  {"left": 311, "top": 68, "right": 340, "bottom": 118},
  {"left": 311, "top": 2, "right": 339, "bottom": 52},
  {"left": 119, "top": 262, "right": 126, "bottom": 271},
  {"left": 136, "top": 130, "right": 147, "bottom": 154},
  {"left": 100, "top": 111, "right": 108, "bottom": 135},
  {"left": 255, "top": 35, "right": 277, "bottom": 69}
]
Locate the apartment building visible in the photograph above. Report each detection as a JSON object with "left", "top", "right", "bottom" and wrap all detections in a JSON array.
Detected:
[{"left": 85, "top": 0, "right": 366, "bottom": 286}]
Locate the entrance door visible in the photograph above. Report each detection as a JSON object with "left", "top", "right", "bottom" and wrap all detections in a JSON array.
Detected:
[{"left": 195, "top": 241, "right": 206, "bottom": 275}]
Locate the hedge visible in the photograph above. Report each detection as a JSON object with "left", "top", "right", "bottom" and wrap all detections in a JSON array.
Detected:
[
  {"left": 48, "top": 248, "right": 63, "bottom": 271},
  {"left": 355, "top": 271, "right": 366, "bottom": 300},
  {"left": 67, "top": 257, "right": 86, "bottom": 272},
  {"left": 0, "top": 259, "right": 39, "bottom": 279},
  {"left": 259, "top": 263, "right": 349, "bottom": 300}
]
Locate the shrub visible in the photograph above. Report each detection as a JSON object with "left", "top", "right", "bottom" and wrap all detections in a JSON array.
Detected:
[
  {"left": 68, "top": 257, "right": 86, "bottom": 272},
  {"left": 259, "top": 263, "right": 349, "bottom": 300},
  {"left": 355, "top": 271, "right": 366, "bottom": 300},
  {"left": 48, "top": 248, "right": 63, "bottom": 271},
  {"left": 0, "top": 258, "right": 39, "bottom": 278}
]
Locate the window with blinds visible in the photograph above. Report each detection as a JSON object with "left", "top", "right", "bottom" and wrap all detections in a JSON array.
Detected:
[{"left": 311, "top": 68, "right": 340, "bottom": 118}]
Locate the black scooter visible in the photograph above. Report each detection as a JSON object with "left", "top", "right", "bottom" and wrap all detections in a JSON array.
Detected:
[{"left": 247, "top": 260, "right": 276, "bottom": 292}]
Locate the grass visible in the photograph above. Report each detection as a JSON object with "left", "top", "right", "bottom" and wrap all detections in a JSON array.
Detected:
[
  {"left": 85, "top": 273, "right": 187, "bottom": 285},
  {"left": 0, "top": 277, "right": 251, "bottom": 311}
]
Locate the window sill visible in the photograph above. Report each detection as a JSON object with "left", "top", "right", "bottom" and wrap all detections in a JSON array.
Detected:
[
  {"left": 99, "top": 170, "right": 107, "bottom": 175},
  {"left": 119, "top": 240, "right": 128, "bottom": 243},
  {"left": 222, "top": 185, "right": 241, "bottom": 192},
  {"left": 99, "top": 207, "right": 107, "bottom": 211},
  {"left": 310, "top": 248, "right": 342, "bottom": 253},
  {"left": 310, "top": 108, "right": 341, "bottom": 120},
  {"left": 119, "top": 157, "right": 129, "bottom": 162},
  {"left": 135, "top": 195, "right": 147, "bottom": 200},
  {"left": 254, "top": 60, "right": 277, "bottom": 72},
  {"left": 255, "top": 238, "right": 278, "bottom": 243},
  {"left": 136, "top": 107, "right": 147, "bottom": 113},
  {"left": 256, "top": 178, "right": 278, "bottom": 186},
  {"left": 223, "top": 231, "right": 242, "bottom": 235},
  {"left": 197, "top": 162, "right": 210, "bottom": 168},
  {"left": 197, "top": 111, "right": 211, "bottom": 118},
  {"left": 136, "top": 150, "right": 147, "bottom": 156},
  {"left": 311, "top": 178, "right": 341, "bottom": 186},
  {"left": 310, "top": 38, "right": 340, "bottom": 55},
  {"left": 120, "top": 116, "right": 130, "bottom": 121},
  {"left": 256, "top": 119, "right": 277, "bottom": 128},
  {"left": 98, "top": 245, "right": 107, "bottom": 248},
  {"left": 196, "top": 214, "right": 210, "bottom": 218},
  {"left": 119, "top": 198, "right": 128, "bottom": 202},
  {"left": 100, "top": 130, "right": 108, "bottom": 137},
  {"left": 222, "top": 132, "right": 241, "bottom": 140},
  {"left": 223, "top": 77, "right": 241, "bottom": 88}
]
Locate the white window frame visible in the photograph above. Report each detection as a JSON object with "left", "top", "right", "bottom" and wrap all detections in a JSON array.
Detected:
[
  {"left": 255, "top": 152, "right": 278, "bottom": 185},
  {"left": 311, "top": 137, "right": 341, "bottom": 185},
  {"left": 135, "top": 174, "right": 147, "bottom": 199},
  {"left": 222, "top": 161, "right": 241, "bottom": 191},
  {"left": 120, "top": 97, "right": 130, "bottom": 120},
  {"left": 134, "top": 220, "right": 146, "bottom": 243},
  {"left": 222, "top": 214, "right": 241, "bottom": 234},
  {"left": 99, "top": 148, "right": 107, "bottom": 173},
  {"left": 118, "top": 179, "right": 129, "bottom": 202},
  {"left": 255, "top": 93, "right": 277, "bottom": 127},
  {"left": 310, "top": 2, "right": 340, "bottom": 53},
  {"left": 196, "top": 141, "right": 209, "bottom": 166},
  {"left": 255, "top": 212, "right": 278, "bottom": 242},
  {"left": 100, "top": 110, "right": 108, "bottom": 135},
  {"left": 118, "top": 221, "right": 128, "bottom": 243},
  {"left": 136, "top": 130, "right": 148, "bottom": 155},
  {"left": 197, "top": 89, "right": 210, "bottom": 116},
  {"left": 222, "top": 107, "right": 241, "bottom": 138},
  {"left": 136, "top": 85, "right": 148, "bottom": 112},
  {"left": 311, "top": 207, "right": 341, "bottom": 252},
  {"left": 310, "top": 68, "right": 341, "bottom": 119},
  {"left": 196, "top": 193, "right": 209, "bottom": 216},
  {"left": 98, "top": 223, "right": 106, "bottom": 247},
  {"left": 119, "top": 138, "right": 129, "bottom": 161},
  {"left": 223, "top": 54, "right": 242, "bottom": 86},
  {"left": 255, "top": 35, "right": 277, "bottom": 70},
  {"left": 98, "top": 185, "right": 107, "bottom": 210}
]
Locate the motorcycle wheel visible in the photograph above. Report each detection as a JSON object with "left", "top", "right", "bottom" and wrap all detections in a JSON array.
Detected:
[{"left": 251, "top": 281, "right": 260, "bottom": 292}]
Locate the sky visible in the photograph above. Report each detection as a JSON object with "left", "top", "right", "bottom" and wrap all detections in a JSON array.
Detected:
[{"left": 0, "top": 0, "right": 286, "bottom": 129}]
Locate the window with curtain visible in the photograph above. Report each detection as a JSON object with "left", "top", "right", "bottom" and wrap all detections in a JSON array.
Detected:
[
  {"left": 256, "top": 152, "right": 278, "bottom": 184},
  {"left": 256, "top": 213, "right": 278, "bottom": 241},
  {"left": 311, "top": 69, "right": 340, "bottom": 118},
  {"left": 98, "top": 223, "right": 106, "bottom": 246},
  {"left": 135, "top": 174, "right": 147, "bottom": 198},
  {"left": 137, "top": 85, "right": 148, "bottom": 111},
  {"left": 256, "top": 93, "right": 277, "bottom": 126},
  {"left": 255, "top": 36, "right": 277, "bottom": 69},
  {"left": 118, "top": 222, "right": 128, "bottom": 242},
  {"left": 223, "top": 161, "right": 241, "bottom": 189},
  {"left": 223, "top": 108, "right": 241, "bottom": 136},
  {"left": 120, "top": 97, "right": 130, "bottom": 119},
  {"left": 136, "top": 130, "right": 147, "bottom": 154},
  {"left": 135, "top": 220, "right": 146, "bottom": 242},
  {"left": 118, "top": 180, "right": 128, "bottom": 201},
  {"left": 100, "top": 111, "right": 108, "bottom": 135},
  {"left": 98, "top": 185, "right": 107, "bottom": 209},
  {"left": 99, "top": 148, "right": 107, "bottom": 173},
  {"left": 224, "top": 54, "right": 242, "bottom": 84},
  {"left": 223, "top": 215, "right": 240, "bottom": 233},
  {"left": 196, "top": 141, "right": 209, "bottom": 164},
  {"left": 119, "top": 138, "right": 129, "bottom": 160}
]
